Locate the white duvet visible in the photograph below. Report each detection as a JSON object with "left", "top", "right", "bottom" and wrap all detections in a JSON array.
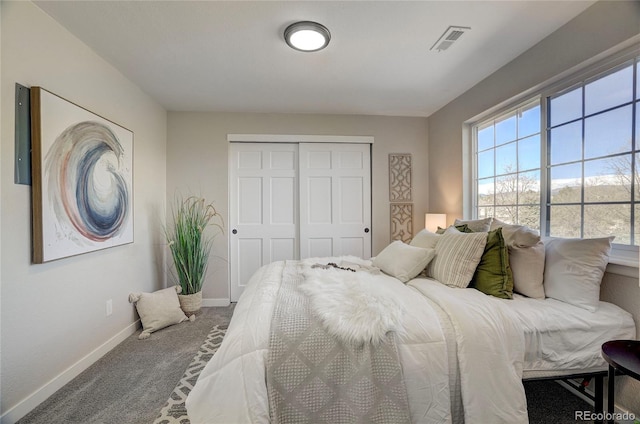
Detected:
[{"left": 186, "top": 259, "right": 528, "bottom": 424}]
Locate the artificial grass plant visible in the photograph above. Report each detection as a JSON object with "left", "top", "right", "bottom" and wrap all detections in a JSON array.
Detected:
[{"left": 165, "top": 195, "right": 224, "bottom": 295}]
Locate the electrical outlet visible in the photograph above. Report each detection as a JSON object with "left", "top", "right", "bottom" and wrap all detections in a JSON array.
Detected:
[{"left": 106, "top": 299, "right": 113, "bottom": 316}]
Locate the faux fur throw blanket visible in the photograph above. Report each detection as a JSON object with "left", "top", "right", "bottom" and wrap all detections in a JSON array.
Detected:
[
  {"left": 266, "top": 260, "right": 410, "bottom": 424},
  {"left": 300, "top": 258, "right": 405, "bottom": 345}
]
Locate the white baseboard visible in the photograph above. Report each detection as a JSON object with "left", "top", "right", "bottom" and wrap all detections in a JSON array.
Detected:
[
  {"left": 202, "top": 298, "right": 231, "bottom": 307},
  {"left": 0, "top": 320, "right": 141, "bottom": 424}
]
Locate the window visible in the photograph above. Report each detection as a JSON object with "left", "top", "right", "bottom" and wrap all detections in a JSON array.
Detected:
[
  {"left": 548, "top": 62, "right": 638, "bottom": 244},
  {"left": 473, "top": 55, "right": 639, "bottom": 247},
  {"left": 475, "top": 101, "right": 542, "bottom": 230}
]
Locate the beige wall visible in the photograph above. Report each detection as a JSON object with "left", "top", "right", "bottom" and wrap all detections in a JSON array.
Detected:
[
  {"left": 0, "top": 2, "right": 4, "bottom": 417},
  {"left": 2, "top": 0, "right": 637, "bottom": 420},
  {"left": 167, "top": 112, "right": 429, "bottom": 300},
  {"left": 600, "top": 272, "right": 640, "bottom": 413},
  {"left": 428, "top": 0, "right": 640, "bottom": 221},
  {"left": 427, "top": 0, "right": 640, "bottom": 415},
  {"left": 0, "top": 2, "right": 167, "bottom": 421}
]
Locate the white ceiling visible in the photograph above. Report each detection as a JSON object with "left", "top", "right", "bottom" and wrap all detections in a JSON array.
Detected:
[{"left": 34, "top": 1, "right": 596, "bottom": 117}]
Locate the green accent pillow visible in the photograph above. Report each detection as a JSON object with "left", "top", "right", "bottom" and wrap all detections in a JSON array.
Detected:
[
  {"left": 436, "top": 224, "right": 473, "bottom": 234},
  {"left": 470, "top": 227, "right": 514, "bottom": 299}
]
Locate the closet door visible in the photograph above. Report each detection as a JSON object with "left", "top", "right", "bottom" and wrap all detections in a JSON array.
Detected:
[
  {"left": 299, "top": 143, "right": 371, "bottom": 259},
  {"left": 229, "top": 143, "right": 298, "bottom": 301}
]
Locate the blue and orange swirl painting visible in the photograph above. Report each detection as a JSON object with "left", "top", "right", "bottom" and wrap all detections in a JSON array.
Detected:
[{"left": 46, "top": 121, "right": 130, "bottom": 243}]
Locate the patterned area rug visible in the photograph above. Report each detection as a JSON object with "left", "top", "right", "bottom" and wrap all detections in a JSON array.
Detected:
[{"left": 154, "top": 325, "right": 226, "bottom": 424}]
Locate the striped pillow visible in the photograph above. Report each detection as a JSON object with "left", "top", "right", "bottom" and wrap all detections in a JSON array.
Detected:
[{"left": 428, "top": 229, "right": 487, "bottom": 288}]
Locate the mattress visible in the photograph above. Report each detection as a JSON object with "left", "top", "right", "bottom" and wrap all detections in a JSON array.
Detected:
[{"left": 503, "top": 294, "right": 636, "bottom": 376}]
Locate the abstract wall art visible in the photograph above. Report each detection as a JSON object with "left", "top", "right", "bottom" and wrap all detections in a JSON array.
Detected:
[{"left": 30, "top": 87, "right": 133, "bottom": 263}]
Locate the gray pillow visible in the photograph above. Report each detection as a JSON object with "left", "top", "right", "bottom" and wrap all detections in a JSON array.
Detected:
[
  {"left": 454, "top": 217, "right": 493, "bottom": 233},
  {"left": 508, "top": 242, "right": 545, "bottom": 299}
]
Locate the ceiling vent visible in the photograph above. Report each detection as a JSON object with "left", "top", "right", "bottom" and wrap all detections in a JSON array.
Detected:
[{"left": 430, "top": 25, "right": 471, "bottom": 52}]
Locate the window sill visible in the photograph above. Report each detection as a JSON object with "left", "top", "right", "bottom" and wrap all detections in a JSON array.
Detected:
[{"left": 607, "top": 251, "right": 639, "bottom": 278}]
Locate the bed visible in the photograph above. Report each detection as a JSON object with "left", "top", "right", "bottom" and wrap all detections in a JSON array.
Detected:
[{"left": 186, "top": 223, "right": 636, "bottom": 424}]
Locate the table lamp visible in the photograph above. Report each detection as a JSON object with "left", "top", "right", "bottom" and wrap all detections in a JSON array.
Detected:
[{"left": 425, "top": 213, "right": 447, "bottom": 233}]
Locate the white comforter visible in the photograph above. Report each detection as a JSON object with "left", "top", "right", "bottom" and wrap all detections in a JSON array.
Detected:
[
  {"left": 409, "top": 278, "right": 528, "bottom": 424},
  {"left": 506, "top": 294, "right": 636, "bottom": 374},
  {"left": 186, "top": 259, "right": 528, "bottom": 424}
]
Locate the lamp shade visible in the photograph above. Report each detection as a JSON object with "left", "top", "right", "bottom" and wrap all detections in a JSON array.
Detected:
[{"left": 425, "top": 213, "right": 447, "bottom": 233}]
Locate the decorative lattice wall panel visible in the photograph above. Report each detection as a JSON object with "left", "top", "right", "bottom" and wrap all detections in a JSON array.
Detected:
[
  {"left": 389, "top": 154, "right": 413, "bottom": 243},
  {"left": 389, "top": 153, "right": 412, "bottom": 202},
  {"left": 390, "top": 203, "right": 413, "bottom": 243}
]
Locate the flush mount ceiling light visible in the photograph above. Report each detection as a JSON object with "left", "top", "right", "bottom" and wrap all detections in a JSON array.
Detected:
[{"left": 284, "top": 21, "right": 331, "bottom": 52}]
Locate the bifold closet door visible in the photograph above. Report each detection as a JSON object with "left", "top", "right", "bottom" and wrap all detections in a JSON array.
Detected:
[
  {"left": 299, "top": 143, "right": 371, "bottom": 259},
  {"left": 229, "top": 143, "right": 298, "bottom": 301}
]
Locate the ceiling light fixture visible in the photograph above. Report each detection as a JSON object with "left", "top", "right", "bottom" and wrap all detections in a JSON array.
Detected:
[{"left": 284, "top": 21, "right": 331, "bottom": 52}]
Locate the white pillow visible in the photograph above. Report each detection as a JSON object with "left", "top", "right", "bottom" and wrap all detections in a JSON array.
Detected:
[
  {"left": 454, "top": 217, "right": 493, "bottom": 233},
  {"left": 128, "top": 286, "right": 189, "bottom": 339},
  {"left": 490, "top": 218, "right": 540, "bottom": 247},
  {"left": 509, "top": 242, "right": 546, "bottom": 299},
  {"left": 373, "top": 241, "right": 435, "bottom": 283},
  {"left": 410, "top": 229, "right": 441, "bottom": 250},
  {"left": 428, "top": 228, "right": 488, "bottom": 288},
  {"left": 543, "top": 236, "right": 614, "bottom": 312}
]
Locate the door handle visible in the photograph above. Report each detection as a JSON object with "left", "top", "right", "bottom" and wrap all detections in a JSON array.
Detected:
[
  {"left": 232, "top": 229, "right": 238, "bottom": 234},
  {"left": 364, "top": 228, "right": 370, "bottom": 233}
]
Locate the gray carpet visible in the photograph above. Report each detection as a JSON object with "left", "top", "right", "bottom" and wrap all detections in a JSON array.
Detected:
[
  {"left": 18, "top": 304, "right": 595, "bottom": 424},
  {"left": 17, "top": 306, "right": 234, "bottom": 424},
  {"left": 524, "top": 380, "right": 595, "bottom": 424}
]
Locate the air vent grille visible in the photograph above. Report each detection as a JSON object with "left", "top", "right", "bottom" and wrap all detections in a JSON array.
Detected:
[
  {"left": 430, "top": 25, "right": 471, "bottom": 52},
  {"left": 446, "top": 30, "right": 465, "bottom": 41}
]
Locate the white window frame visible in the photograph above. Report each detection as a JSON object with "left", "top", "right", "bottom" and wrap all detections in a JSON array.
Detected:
[
  {"left": 472, "top": 98, "right": 543, "bottom": 230},
  {"left": 466, "top": 44, "right": 640, "bottom": 270}
]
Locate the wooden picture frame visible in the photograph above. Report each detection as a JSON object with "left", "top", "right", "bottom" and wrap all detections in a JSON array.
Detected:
[{"left": 30, "top": 87, "right": 134, "bottom": 263}]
